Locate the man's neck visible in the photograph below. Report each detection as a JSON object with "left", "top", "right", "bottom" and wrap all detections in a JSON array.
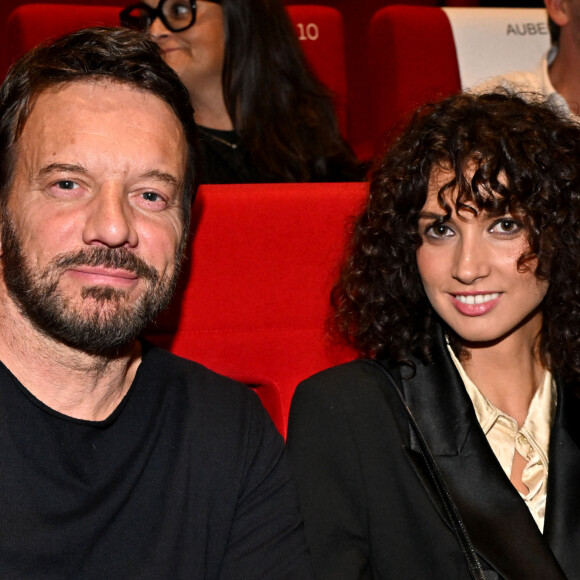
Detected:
[
  {"left": 549, "top": 37, "right": 580, "bottom": 116},
  {"left": 0, "top": 295, "right": 141, "bottom": 422}
]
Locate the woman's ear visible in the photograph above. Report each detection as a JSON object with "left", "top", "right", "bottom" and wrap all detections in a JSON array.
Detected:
[{"left": 545, "top": 0, "right": 570, "bottom": 28}]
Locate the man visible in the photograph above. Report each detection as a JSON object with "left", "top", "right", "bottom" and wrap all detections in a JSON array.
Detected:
[
  {"left": 0, "top": 27, "right": 312, "bottom": 578},
  {"left": 477, "top": 0, "right": 580, "bottom": 119}
]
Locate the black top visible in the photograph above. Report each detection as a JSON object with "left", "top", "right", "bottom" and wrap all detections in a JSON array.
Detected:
[
  {"left": 198, "top": 127, "right": 268, "bottom": 184},
  {"left": 0, "top": 343, "right": 312, "bottom": 579},
  {"left": 287, "top": 326, "right": 580, "bottom": 579},
  {"left": 198, "top": 126, "right": 365, "bottom": 184}
]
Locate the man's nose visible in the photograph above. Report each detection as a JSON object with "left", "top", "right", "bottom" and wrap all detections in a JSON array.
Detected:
[{"left": 82, "top": 185, "right": 138, "bottom": 249}]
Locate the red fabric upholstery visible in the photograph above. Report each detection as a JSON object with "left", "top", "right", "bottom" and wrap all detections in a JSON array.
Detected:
[
  {"left": 145, "top": 183, "right": 365, "bottom": 436},
  {"left": 286, "top": 5, "right": 348, "bottom": 139},
  {"left": 5, "top": 3, "right": 122, "bottom": 71},
  {"left": 284, "top": 0, "right": 438, "bottom": 160},
  {"left": 369, "top": 5, "right": 461, "bottom": 150}
]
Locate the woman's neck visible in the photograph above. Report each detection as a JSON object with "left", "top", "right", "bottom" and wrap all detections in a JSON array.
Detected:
[
  {"left": 459, "top": 312, "right": 545, "bottom": 426},
  {"left": 191, "top": 85, "right": 233, "bottom": 130}
]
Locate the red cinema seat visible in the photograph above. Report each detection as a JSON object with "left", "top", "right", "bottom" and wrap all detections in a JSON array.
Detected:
[
  {"left": 4, "top": 3, "right": 122, "bottom": 74},
  {"left": 369, "top": 6, "right": 549, "bottom": 149},
  {"left": 369, "top": 6, "right": 460, "bottom": 150},
  {"left": 145, "top": 183, "right": 365, "bottom": 436},
  {"left": 286, "top": 5, "right": 349, "bottom": 141},
  {"left": 285, "top": 0, "right": 438, "bottom": 160}
]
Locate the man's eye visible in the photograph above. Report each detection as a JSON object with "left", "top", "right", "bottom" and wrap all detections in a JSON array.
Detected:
[
  {"left": 142, "top": 191, "right": 161, "bottom": 202},
  {"left": 56, "top": 180, "right": 78, "bottom": 190}
]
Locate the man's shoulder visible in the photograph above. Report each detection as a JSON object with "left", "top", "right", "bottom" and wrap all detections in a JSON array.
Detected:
[
  {"left": 139, "top": 344, "right": 267, "bottom": 421},
  {"left": 142, "top": 343, "right": 244, "bottom": 387}
]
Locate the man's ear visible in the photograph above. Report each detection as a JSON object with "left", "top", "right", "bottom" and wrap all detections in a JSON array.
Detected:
[{"left": 545, "top": 0, "right": 570, "bottom": 27}]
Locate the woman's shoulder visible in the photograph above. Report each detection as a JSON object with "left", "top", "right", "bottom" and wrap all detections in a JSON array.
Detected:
[{"left": 292, "top": 358, "right": 401, "bottom": 416}]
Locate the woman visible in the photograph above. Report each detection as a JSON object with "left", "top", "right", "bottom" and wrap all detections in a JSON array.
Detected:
[
  {"left": 286, "top": 92, "right": 580, "bottom": 579},
  {"left": 120, "top": 0, "right": 363, "bottom": 183}
]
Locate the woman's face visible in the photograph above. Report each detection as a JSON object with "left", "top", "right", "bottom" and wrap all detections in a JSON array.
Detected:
[
  {"left": 146, "top": 0, "right": 226, "bottom": 101},
  {"left": 415, "top": 168, "right": 548, "bottom": 346}
]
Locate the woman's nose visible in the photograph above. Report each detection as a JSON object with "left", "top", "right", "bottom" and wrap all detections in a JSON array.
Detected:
[
  {"left": 149, "top": 16, "right": 171, "bottom": 41},
  {"left": 451, "top": 236, "right": 491, "bottom": 284}
]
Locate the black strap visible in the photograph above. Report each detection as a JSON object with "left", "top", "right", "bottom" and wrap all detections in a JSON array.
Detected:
[{"left": 371, "top": 360, "right": 486, "bottom": 580}]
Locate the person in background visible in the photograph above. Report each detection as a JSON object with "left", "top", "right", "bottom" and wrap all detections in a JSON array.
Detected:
[
  {"left": 0, "top": 26, "right": 312, "bottom": 578},
  {"left": 287, "top": 91, "right": 580, "bottom": 579},
  {"left": 120, "top": 0, "right": 363, "bottom": 183},
  {"left": 476, "top": 0, "right": 580, "bottom": 119}
]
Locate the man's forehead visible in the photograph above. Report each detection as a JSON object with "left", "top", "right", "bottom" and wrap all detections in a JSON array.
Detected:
[
  {"left": 20, "top": 80, "right": 186, "bottom": 156},
  {"left": 28, "top": 79, "right": 168, "bottom": 120}
]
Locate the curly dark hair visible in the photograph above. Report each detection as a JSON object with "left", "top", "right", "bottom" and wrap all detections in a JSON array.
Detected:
[{"left": 332, "top": 91, "right": 580, "bottom": 379}]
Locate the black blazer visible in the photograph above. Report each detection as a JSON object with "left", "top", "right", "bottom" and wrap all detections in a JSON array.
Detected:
[{"left": 286, "top": 326, "right": 580, "bottom": 579}]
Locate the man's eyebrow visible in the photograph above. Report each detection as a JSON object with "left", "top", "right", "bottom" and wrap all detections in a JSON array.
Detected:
[
  {"left": 38, "top": 163, "right": 88, "bottom": 177},
  {"left": 141, "top": 169, "right": 181, "bottom": 188}
]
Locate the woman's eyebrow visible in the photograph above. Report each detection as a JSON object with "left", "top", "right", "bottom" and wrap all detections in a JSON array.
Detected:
[{"left": 418, "top": 210, "right": 447, "bottom": 220}]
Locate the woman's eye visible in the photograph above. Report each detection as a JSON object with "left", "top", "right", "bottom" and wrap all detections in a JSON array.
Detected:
[
  {"left": 169, "top": 2, "right": 191, "bottom": 18},
  {"left": 491, "top": 217, "right": 522, "bottom": 235},
  {"left": 425, "top": 223, "right": 453, "bottom": 238}
]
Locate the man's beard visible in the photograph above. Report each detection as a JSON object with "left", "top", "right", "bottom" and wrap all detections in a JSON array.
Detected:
[{"left": 1, "top": 214, "right": 180, "bottom": 356}]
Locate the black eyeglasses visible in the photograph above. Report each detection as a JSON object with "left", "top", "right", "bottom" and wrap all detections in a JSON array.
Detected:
[{"left": 120, "top": 0, "right": 219, "bottom": 33}]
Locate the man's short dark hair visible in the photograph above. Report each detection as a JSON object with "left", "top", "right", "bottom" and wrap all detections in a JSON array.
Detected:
[
  {"left": 332, "top": 91, "right": 580, "bottom": 380},
  {"left": 0, "top": 26, "right": 200, "bottom": 237}
]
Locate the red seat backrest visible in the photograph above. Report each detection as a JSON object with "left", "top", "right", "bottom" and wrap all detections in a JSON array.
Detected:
[
  {"left": 286, "top": 5, "right": 348, "bottom": 139},
  {"left": 285, "top": 0, "right": 439, "bottom": 160},
  {"left": 145, "top": 183, "right": 365, "bottom": 436},
  {"left": 369, "top": 5, "right": 460, "bottom": 150},
  {"left": 4, "top": 3, "right": 122, "bottom": 72}
]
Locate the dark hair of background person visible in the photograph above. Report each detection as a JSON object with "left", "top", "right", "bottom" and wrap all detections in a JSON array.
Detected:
[
  {"left": 331, "top": 91, "right": 580, "bottom": 380},
  {"left": 220, "top": 0, "right": 363, "bottom": 182},
  {"left": 0, "top": 26, "right": 200, "bottom": 239}
]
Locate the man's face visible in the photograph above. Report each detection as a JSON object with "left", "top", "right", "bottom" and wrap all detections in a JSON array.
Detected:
[{"left": 1, "top": 81, "right": 188, "bottom": 354}]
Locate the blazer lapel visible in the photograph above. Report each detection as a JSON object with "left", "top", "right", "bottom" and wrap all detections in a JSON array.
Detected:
[
  {"left": 397, "top": 325, "right": 566, "bottom": 579},
  {"left": 544, "top": 379, "right": 580, "bottom": 578}
]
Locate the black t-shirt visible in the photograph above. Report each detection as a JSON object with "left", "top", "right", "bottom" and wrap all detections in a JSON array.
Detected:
[{"left": 0, "top": 343, "right": 311, "bottom": 579}]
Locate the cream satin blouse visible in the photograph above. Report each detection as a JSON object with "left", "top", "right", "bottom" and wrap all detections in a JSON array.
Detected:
[{"left": 447, "top": 345, "right": 556, "bottom": 532}]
